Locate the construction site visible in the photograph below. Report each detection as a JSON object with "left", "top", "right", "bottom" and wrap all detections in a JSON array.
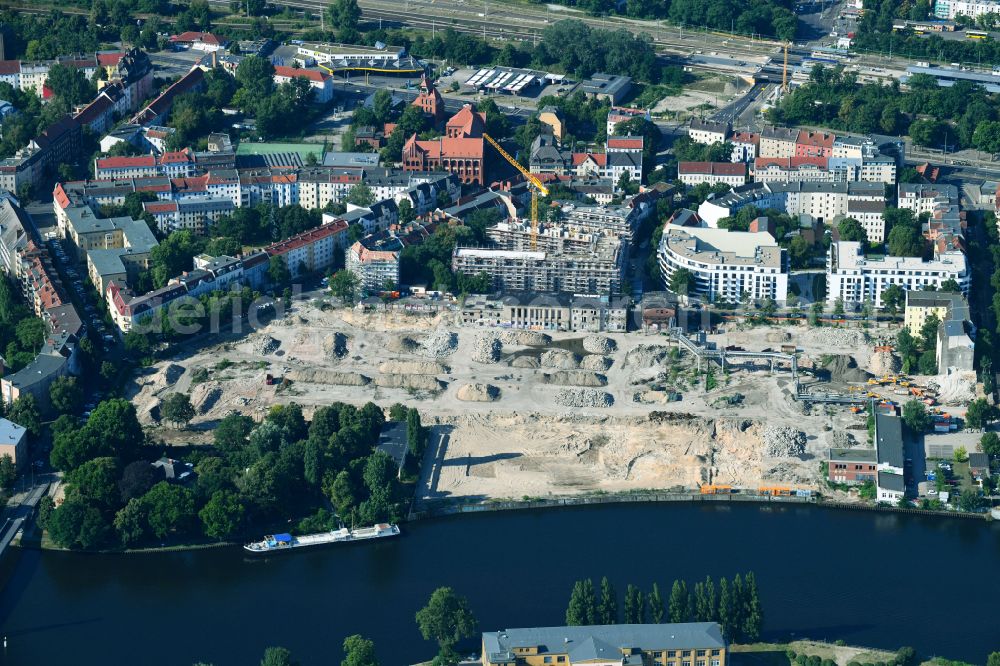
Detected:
[{"left": 127, "top": 300, "right": 980, "bottom": 504}]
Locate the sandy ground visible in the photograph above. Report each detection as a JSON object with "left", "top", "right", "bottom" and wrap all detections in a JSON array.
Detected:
[{"left": 129, "top": 302, "right": 958, "bottom": 503}]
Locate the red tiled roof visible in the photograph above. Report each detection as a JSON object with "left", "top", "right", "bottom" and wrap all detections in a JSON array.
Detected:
[
  {"left": 159, "top": 149, "right": 192, "bottom": 164},
  {"left": 405, "top": 134, "right": 484, "bottom": 159},
  {"left": 731, "top": 131, "right": 759, "bottom": 144},
  {"left": 143, "top": 202, "right": 178, "bottom": 214},
  {"left": 171, "top": 175, "right": 209, "bottom": 192},
  {"left": 97, "top": 52, "right": 125, "bottom": 67},
  {"left": 678, "top": 161, "right": 746, "bottom": 176},
  {"left": 170, "top": 32, "right": 225, "bottom": 45},
  {"left": 796, "top": 130, "right": 835, "bottom": 148},
  {"left": 0, "top": 61, "right": 21, "bottom": 75},
  {"left": 273, "top": 65, "right": 329, "bottom": 82},
  {"left": 607, "top": 137, "right": 643, "bottom": 150},
  {"left": 265, "top": 220, "right": 349, "bottom": 256},
  {"left": 446, "top": 104, "right": 486, "bottom": 138},
  {"left": 97, "top": 155, "right": 156, "bottom": 170},
  {"left": 571, "top": 152, "right": 607, "bottom": 167}
]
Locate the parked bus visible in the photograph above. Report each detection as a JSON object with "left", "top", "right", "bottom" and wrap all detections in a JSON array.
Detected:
[{"left": 967, "top": 30, "right": 989, "bottom": 39}]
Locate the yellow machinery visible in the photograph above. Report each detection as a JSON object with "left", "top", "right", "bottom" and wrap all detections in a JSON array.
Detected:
[{"left": 483, "top": 133, "right": 549, "bottom": 250}]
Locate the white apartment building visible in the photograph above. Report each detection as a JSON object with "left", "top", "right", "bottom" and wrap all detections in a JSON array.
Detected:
[
  {"left": 687, "top": 119, "right": 730, "bottom": 146},
  {"left": 678, "top": 162, "right": 748, "bottom": 187},
  {"left": 266, "top": 220, "right": 350, "bottom": 279},
  {"left": 730, "top": 132, "right": 759, "bottom": 163},
  {"left": 345, "top": 238, "right": 401, "bottom": 295},
  {"left": 845, "top": 200, "right": 888, "bottom": 244},
  {"left": 273, "top": 66, "right": 335, "bottom": 104},
  {"left": 827, "top": 241, "right": 969, "bottom": 309},
  {"left": 934, "top": 0, "right": 1000, "bottom": 19},
  {"left": 698, "top": 181, "right": 885, "bottom": 228},
  {"left": 657, "top": 225, "right": 789, "bottom": 304}
]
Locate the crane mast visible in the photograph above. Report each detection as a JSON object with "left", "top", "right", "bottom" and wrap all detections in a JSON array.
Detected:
[{"left": 483, "top": 133, "right": 549, "bottom": 250}]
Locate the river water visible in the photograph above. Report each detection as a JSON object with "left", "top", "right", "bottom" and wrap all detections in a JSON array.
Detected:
[{"left": 1, "top": 503, "right": 999, "bottom": 666}]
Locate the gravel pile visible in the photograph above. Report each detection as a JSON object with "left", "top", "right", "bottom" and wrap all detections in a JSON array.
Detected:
[
  {"left": 472, "top": 334, "right": 502, "bottom": 363},
  {"left": 868, "top": 350, "right": 901, "bottom": 376},
  {"left": 163, "top": 363, "right": 185, "bottom": 386},
  {"left": 540, "top": 349, "right": 580, "bottom": 369},
  {"left": 456, "top": 383, "right": 501, "bottom": 402},
  {"left": 374, "top": 374, "right": 446, "bottom": 392},
  {"left": 499, "top": 330, "right": 551, "bottom": 346},
  {"left": 554, "top": 388, "right": 614, "bottom": 408},
  {"left": 623, "top": 345, "right": 670, "bottom": 369},
  {"left": 812, "top": 328, "right": 869, "bottom": 348},
  {"left": 761, "top": 426, "right": 807, "bottom": 457},
  {"left": 387, "top": 335, "right": 420, "bottom": 353},
  {"left": 289, "top": 368, "right": 371, "bottom": 386},
  {"left": 322, "top": 333, "right": 350, "bottom": 360},
  {"left": 582, "top": 335, "right": 617, "bottom": 355},
  {"left": 420, "top": 329, "right": 458, "bottom": 357},
  {"left": 581, "top": 355, "right": 613, "bottom": 371},
  {"left": 822, "top": 355, "right": 869, "bottom": 383},
  {"left": 252, "top": 335, "right": 281, "bottom": 355},
  {"left": 510, "top": 355, "right": 540, "bottom": 368},
  {"left": 378, "top": 360, "right": 449, "bottom": 375},
  {"left": 831, "top": 431, "right": 856, "bottom": 448},
  {"left": 196, "top": 387, "right": 223, "bottom": 414}
]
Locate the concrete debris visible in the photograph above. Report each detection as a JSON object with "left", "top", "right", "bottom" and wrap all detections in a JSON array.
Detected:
[
  {"left": 456, "top": 383, "right": 501, "bottom": 402},
  {"left": 472, "top": 333, "right": 503, "bottom": 363},
  {"left": 554, "top": 388, "right": 614, "bottom": 407},
  {"left": 623, "top": 344, "right": 670, "bottom": 369},
  {"left": 868, "top": 350, "right": 901, "bottom": 376},
  {"left": 812, "top": 328, "right": 869, "bottom": 348},
  {"left": 499, "top": 330, "right": 552, "bottom": 346},
  {"left": 540, "top": 349, "right": 580, "bottom": 369},
  {"left": 760, "top": 426, "right": 807, "bottom": 457},
  {"left": 542, "top": 370, "right": 608, "bottom": 387},
  {"left": 580, "top": 354, "right": 613, "bottom": 371},
  {"left": 378, "top": 360, "right": 449, "bottom": 375},
  {"left": 932, "top": 371, "right": 978, "bottom": 405},
  {"left": 252, "top": 334, "right": 281, "bottom": 355},
  {"left": 831, "top": 430, "right": 856, "bottom": 448},
  {"left": 420, "top": 329, "right": 458, "bottom": 357},
  {"left": 583, "top": 335, "right": 617, "bottom": 355}
]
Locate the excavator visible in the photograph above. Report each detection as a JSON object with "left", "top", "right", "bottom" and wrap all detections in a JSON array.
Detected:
[{"left": 483, "top": 133, "right": 549, "bottom": 250}]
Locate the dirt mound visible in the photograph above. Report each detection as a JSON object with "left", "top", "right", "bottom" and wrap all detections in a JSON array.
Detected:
[
  {"left": 193, "top": 386, "right": 223, "bottom": 415},
  {"left": 472, "top": 334, "right": 502, "bottom": 363},
  {"left": 510, "top": 355, "right": 540, "bottom": 368},
  {"left": 378, "top": 360, "right": 449, "bottom": 375},
  {"left": 288, "top": 368, "right": 370, "bottom": 386},
  {"left": 583, "top": 335, "right": 617, "bottom": 354},
  {"left": 581, "top": 355, "right": 613, "bottom": 371},
  {"left": 821, "top": 354, "right": 869, "bottom": 383},
  {"left": 868, "top": 350, "right": 901, "bottom": 376},
  {"left": 542, "top": 371, "right": 608, "bottom": 387},
  {"left": 456, "top": 383, "right": 501, "bottom": 402},
  {"left": 420, "top": 329, "right": 458, "bottom": 357},
  {"left": 374, "top": 374, "right": 446, "bottom": 392},
  {"left": 554, "top": 388, "right": 614, "bottom": 407},
  {"left": 499, "top": 330, "right": 551, "bottom": 346},
  {"left": 387, "top": 335, "right": 420, "bottom": 353},
  {"left": 540, "top": 349, "right": 580, "bottom": 369},
  {"left": 624, "top": 345, "right": 670, "bottom": 369},
  {"left": 322, "top": 333, "right": 350, "bottom": 360}
]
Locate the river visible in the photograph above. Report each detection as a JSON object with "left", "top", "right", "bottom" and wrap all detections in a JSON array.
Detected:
[{"left": 0, "top": 503, "right": 999, "bottom": 666}]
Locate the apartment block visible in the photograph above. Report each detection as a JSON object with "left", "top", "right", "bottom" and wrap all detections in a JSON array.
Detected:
[
  {"left": 461, "top": 292, "right": 628, "bottom": 332},
  {"left": 345, "top": 236, "right": 402, "bottom": 295},
  {"left": 827, "top": 241, "right": 969, "bottom": 309},
  {"left": 897, "top": 183, "right": 959, "bottom": 215},
  {"left": 678, "top": 162, "right": 747, "bottom": 187},
  {"left": 904, "top": 290, "right": 975, "bottom": 372},
  {"left": 758, "top": 126, "right": 799, "bottom": 158},
  {"left": 688, "top": 119, "right": 730, "bottom": 146}
]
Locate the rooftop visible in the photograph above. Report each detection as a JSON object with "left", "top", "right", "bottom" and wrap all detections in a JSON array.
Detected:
[
  {"left": 662, "top": 225, "right": 783, "bottom": 270},
  {"left": 829, "top": 447, "right": 877, "bottom": 463},
  {"left": 875, "top": 413, "right": 904, "bottom": 468}
]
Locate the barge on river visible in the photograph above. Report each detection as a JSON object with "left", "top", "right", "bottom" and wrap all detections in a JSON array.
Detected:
[{"left": 244, "top": 523, "right": 400, "bottom": 553}]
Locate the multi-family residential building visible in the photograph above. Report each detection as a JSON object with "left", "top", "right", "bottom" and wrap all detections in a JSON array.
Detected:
[
  {"left": 142, "top": 197, "right": 235, "bottom": 235},
  {"left": 132, "top": 67, "right": 205, "bottom": 126},
  {"left": 827, "top": 241, "right": 969, "bottom": 309},
  {"left": 934, "top": 0, "right": 1000, "bottom": 19},
  {"left": 795, "top": 130, "right": 835, "bottom": 158},
  {"left": 730, "top": 131, "right": 759, "bottom": 162},
  {"left": 897, "top": 183, "right": 959, "bottom": 215},
  {"left": 272, "top": 66, "right": 334, "bottom": 103},
  {"left": 845, "top": 199, "right": 888, "bottom": 244},
  {"left": 658, "top": 224, "right": 788, "bottom": 303},
  {"left": 688, "top": 119, "right": 730, "bottom": 146},
  {"left": 751, "top": 156, "right": 831, "bottom": 183},
  {"left": 0, "top": 418, "right": 28, "bottom": 471},
  {"left": 481, "top": 623, "right": 727, "bottom": 666},
  {"left": 678, "top": 162, "right": 748, "bottom": 187},
  {"left": 266, "top": 220, "right": 351, "bottom": 280},
  {"left": 94, "top": 149, "right": 197, "bottom": 179},
  {"left": 904, "top": 290, "right": 975, "bottom": 372},
  {"left": 874, "top": 413, "right": 906, "bottom": 505},
  {"left": 607, "top": 106, "right": 648, "bottom": 137},
  {"left": 828, "top": 448, "right": 878, "bottom": 485},
  {"left": 759, "top": 126, "right": 799, "bottom": 158},
  {"left": 461, "top": 292, "right": 628, "bottom": 332},
  {"left": 698, "top": 181, "right": 886, "bottom": 228},
  {"left": 345, "top": 236, "right": 402, "bottom": 295}
]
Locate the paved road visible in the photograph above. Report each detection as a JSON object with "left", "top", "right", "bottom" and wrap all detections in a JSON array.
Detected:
[{"left": 0, "top": 480, "right": 50, "bottom": 561}]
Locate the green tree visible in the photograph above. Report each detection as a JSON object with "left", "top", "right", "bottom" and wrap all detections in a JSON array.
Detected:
[
  {"left": 986, "top": 652, "right": 1000, "bottom": 666},
  {"left": 261, "top": 646, "right": 297, "bottom": 666},
  {"left": 958, "top": 489, "right": 984, "bottom": 512},
  {"left": 624, "top": 584, "right": 645, "bottom": 623},
  {"left": 694, "top": 577, "right": 716, "bottom": 622},
  {"left": 940, "top": 278, "right": 961, "bottom": 292},
  {"left": 0, "top": 454, "right": 15, "bottom": 492},
  {"left": 330, "top": 269, "right": 361, "bottom": 302},
  {"left": 742, "top": 571, "right": 763, "bottom": 642},
  {"left": 114, "top": 498, "right": 148, "bottom": 547},
  {"left": 415, "top": 587, "right": 478, "bottom": 661},
  {"left": 980, "top": 431, "right": 1000, "bottom": 456},
  {"left": 267, "top": 255, "right": 291, "bottom": 286},
  {"left": 142, "top": 481, "right": 196, "bottom": 539},
  {"left": 668, "top": 580, "right": 689, "bottom": 623},
  {"left": 8, "top": 393, "right": 41, "bottom": 437},
  {"left": 161, "top": 392, "right": 196, "bottom": 428},
  {"left": 66, "top": 457, "right": 120, "bottom": 510},
  {"left": 50, "top": 375, "right": 84, "bottom": 416},
  {"left": 902, "top": 400, "right": 930, "bottom": 433},
  {"left": 918, "top": 350, "right": 937, "bottom": 375},
  {"left": 235, "top": 55, "right": 276, "bottom": 107},
  {"left": 718, "top": 577, "right": 735, "bottom": 642},
  {"left": 648, "top": 582, "right": 665, "bottom": 623},
  {"left": 668, "top": 267, "right": 694, "bottom": 296},
  {"left": 597, "top": 576, "right": 618, "bottom": 624},
  {"left": 837, "top": 218, "right": 868, "bottom": 248},
  {"left": 341, "top": 635, "right": 379, "bottom": 666},
  {"left": 972, "top": 120, "right": 1000, "bottom": 154},
  {"left": 882, "top": 284, "right": 904, "bottom": 315},
  {"left": 887, "top": 223, "right": 925, "bottom": 258},
  {"left": 566, "top": 579, "right": 597, "bottom": 625},
  {"left": 389, "top": 403, "right": 408, "bottom": 422},
  {"left": 327, "top": 0, "right": 362, "bottom": 42},
  {"left": 47, "top": 496, "right": 110, "bottom": 549},
  {"left": 954, "top": 446, "right": 968, "bottom": 463},
  {"left": 45, "top": 63, "right": 94, "bottom": 107},
  {"left": 346, "top": 183, "right": 376, "bottom": 207},
  {"left": 406, "top": 408, "right": 426, "bottom": 459},
  {"left": 199, "top": 489, "right": 245, "bottom": 539}
]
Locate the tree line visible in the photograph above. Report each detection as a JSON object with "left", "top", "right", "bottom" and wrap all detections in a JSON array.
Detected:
[
  {"left": 565, "top": 574, "right": 763, "bottom": 643},
  {"left": 39, "top": 397, "right": 423, "bottom": 550}
]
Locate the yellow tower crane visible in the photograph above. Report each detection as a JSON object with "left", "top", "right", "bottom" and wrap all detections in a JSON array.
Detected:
[{"left": 483, "top": 133, "right": 549, "bottom": 250}]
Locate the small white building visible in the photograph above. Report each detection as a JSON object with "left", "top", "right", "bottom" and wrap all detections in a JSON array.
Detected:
[
  {"left": 678, "top": 162, "right": 747, "bottom": 188},
  {"left": 273, "top": 66, "right": 335, "bottom": 104},
  {"left": 687, "top": 118, "right": 730, "bottom": 146}
]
